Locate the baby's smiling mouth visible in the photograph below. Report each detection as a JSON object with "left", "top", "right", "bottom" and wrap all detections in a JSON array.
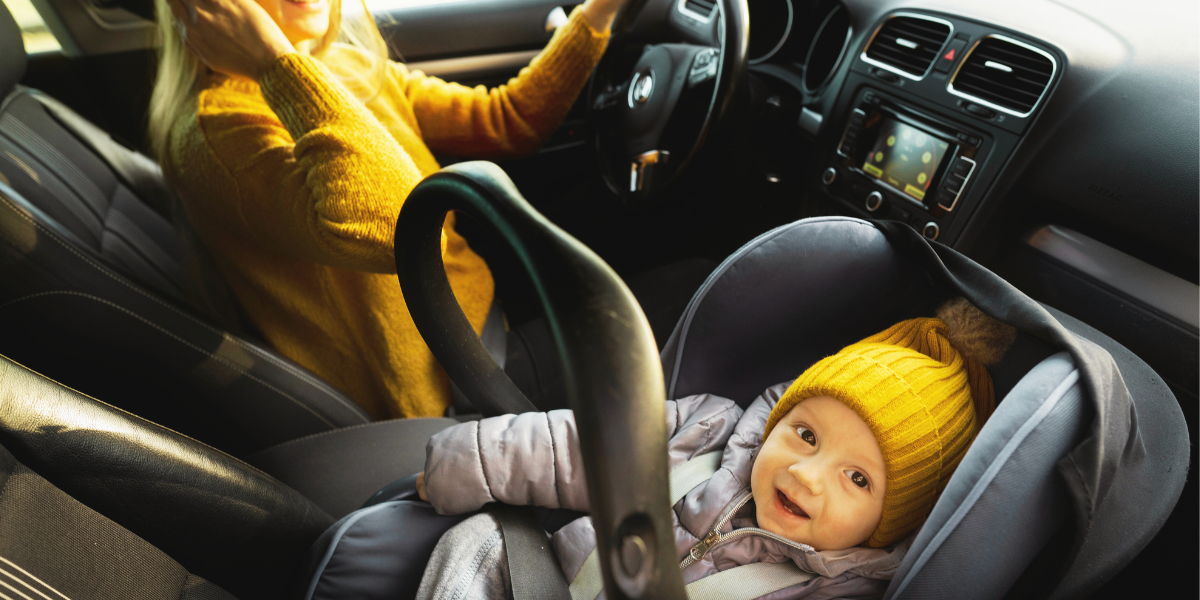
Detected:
[{"left": 776, "top": 489, "right": 809, "bottom": 519}]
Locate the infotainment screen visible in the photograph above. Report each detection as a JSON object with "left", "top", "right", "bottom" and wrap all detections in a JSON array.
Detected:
[{"left": 861, "top": 118, "right": 950, "bottom": 202}]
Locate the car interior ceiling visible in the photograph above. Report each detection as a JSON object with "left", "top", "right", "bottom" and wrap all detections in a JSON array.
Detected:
[{"left": 0, "top": 0, "right": 1195, "bottom": 597}]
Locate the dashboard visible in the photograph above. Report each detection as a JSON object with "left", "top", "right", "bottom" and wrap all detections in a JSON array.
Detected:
[
  {"left": 650, "top": 2, "right": 1199, "bottom": 516},
  {"left": 724, "top": 0, "right": 1199, "bottom": 261},
  {"left": 659, "top": 0, "right": 1200, "bottom": 395}
]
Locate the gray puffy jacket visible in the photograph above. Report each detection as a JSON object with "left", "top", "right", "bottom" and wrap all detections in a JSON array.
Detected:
[{"left": 423, "top": 383, "right": 910, "bottom": 599}]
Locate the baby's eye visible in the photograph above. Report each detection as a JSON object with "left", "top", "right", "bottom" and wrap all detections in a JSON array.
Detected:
[
  {"left": 796, "top": 425, "right": 816, "bottom": 446},
  {"left": 847, "top": 470, "right": 869, "bottom": 489}
]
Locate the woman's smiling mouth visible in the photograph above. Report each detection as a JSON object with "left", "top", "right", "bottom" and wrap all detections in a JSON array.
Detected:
[{"left": 776, "top": 489, "right": 810, "bottom": 519}]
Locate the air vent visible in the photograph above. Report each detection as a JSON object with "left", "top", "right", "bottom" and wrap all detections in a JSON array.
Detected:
[
  {"left": 863, "top": 15, "right": 952, "bottom": 79},
  {"left": 950, "top": 36, "right": 1055, "bottom": 116},
  {"left": 681, "top": 0, "right": 716, "bottom": 20}
]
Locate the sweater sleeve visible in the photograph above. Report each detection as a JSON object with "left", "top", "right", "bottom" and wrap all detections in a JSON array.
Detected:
[
  {"left": 197, "top": 53, "right": 426, "bottom": 273},
  {"left": 394, "top": 6, "right": 609, "bottom": 159},
  {"left": 422, "top": 396, "right": 733, "bottom": 515}
]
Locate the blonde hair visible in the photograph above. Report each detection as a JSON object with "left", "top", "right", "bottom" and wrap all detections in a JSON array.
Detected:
[{"left": 148, "top": 0, "right": 390, "bottom": 160}]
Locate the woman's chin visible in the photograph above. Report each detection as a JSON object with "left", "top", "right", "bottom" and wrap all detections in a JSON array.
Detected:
[{"left": 280, "top": 0, "right": 330, "bottom": 41}]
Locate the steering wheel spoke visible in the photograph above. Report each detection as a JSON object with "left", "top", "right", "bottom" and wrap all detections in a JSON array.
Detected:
[{"left": 588, "top": 0, "right": 748, "bottom": 203}]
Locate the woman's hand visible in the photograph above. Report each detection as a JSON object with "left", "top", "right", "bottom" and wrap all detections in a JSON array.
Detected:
[
  {"left": 416, "top": 471, "right": 428, "bottom": 502},
  {"left": 168, "top": 0, "right": 296, "bottom": 82},
  {"left": 579, "top": 0, "right": 638, "bottom": 33}
]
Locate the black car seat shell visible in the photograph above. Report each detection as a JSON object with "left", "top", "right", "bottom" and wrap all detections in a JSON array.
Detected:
[{"left": 0, "top": 2, "right": 372, "bottom": 456}]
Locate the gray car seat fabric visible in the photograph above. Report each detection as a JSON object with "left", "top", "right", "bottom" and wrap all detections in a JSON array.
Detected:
[
  {"left": 247, "top": 417, "right": 460, "bottom": 519},
  {"left": 660, "top": 216, "right": 1188, "bottom": 598},
  {"left": 886, "top": 352, "right": 1087, "bottom": 600},
  {"left": 0, "top": 0, "right": 371, "bottom": 455},
  {"left": 0, "top": 443, "right": 238, "bottom": 600}
]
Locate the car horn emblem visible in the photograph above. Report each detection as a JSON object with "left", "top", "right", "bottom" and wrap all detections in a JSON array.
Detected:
[{"left": 629, "top": 71, "right": 655, "bottom": 106}]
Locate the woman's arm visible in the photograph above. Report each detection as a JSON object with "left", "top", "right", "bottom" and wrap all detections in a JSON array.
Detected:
[
  {"left": 169, "top": 0, "right": 431, "bottom": 272},
  {"left": 395, "top": 5, "right": 610, "bottom": 159},
  {"left": 192, "top": 54, "right": 428, "bottom": 273}
]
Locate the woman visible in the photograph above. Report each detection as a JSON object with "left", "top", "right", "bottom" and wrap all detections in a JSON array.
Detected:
[{"left": 150, "top": 0, "right": 630, "bottom": 419}]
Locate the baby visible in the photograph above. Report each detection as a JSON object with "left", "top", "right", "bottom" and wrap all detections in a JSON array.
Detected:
[{"left": 414, "top": 298, "right": 1014, "bottom": 599}]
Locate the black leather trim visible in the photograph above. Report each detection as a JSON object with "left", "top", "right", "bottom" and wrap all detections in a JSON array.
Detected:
[{"left": 0, "top": 353, "right": 334, "bottom": 599}]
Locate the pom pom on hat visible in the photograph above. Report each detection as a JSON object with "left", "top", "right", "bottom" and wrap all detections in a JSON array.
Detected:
[
  {"left": 762, "top": 298, "right": 1015, "bottom": 547},
  {"left": 936, "top": 297, "right": 1017, "bottom": 366}
]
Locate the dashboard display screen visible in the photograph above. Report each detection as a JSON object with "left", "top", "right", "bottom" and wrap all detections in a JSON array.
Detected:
[{"left": 861, "top": 118, "right": 950, "bottom": 202}]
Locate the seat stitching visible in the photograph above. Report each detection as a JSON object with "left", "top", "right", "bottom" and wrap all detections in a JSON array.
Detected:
[
  {"left": 0, "top": 113, "right": 107, "bottom": 221},
  {"left": 0, "top": 290, "right": 337, "bottom": 428},
  {"left": 0, "top": 137, "right": 103, "bottom": 238},
  {"left": 0, "top": 556, "right": 72, "bottom": 600},
  {"left": 0, "top": 192, "right": 369, "bottom": 422},
  {"left": 105, "top": 201, "right": 182, "bottom": 278}
]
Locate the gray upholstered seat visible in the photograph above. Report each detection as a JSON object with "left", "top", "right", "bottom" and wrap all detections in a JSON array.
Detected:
[{"left": 0, "top": 3, "right": 371, "bottom": 456}]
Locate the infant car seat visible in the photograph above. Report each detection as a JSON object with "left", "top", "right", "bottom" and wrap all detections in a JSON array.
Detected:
[{"left": 297, "top": 163, "right": 1187, "bottom": 600}]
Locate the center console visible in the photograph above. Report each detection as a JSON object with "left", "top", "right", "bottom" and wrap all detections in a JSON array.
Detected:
[{"left": 814, "top": 12, "right": 1061, "bottom": 244}]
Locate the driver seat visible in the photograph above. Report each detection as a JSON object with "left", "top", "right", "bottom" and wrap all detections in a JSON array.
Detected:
[
  {"left": 0, "top": 3, "right": 372, "bottom": 456},
  {"left": 0, "top": 351, "right": 334, "bottom": 599}
]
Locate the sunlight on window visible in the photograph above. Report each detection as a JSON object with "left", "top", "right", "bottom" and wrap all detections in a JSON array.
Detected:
[
  {"left": 354, "top": 0, "right": 473, "bottom": 14},
  {"left": 2, "top": 0, "right": 61, "bottom": 53}
]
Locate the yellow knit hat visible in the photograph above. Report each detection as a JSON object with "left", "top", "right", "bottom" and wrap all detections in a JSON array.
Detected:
[{"left": 762, "top": 298, "right": 1015, "bottom": 548}]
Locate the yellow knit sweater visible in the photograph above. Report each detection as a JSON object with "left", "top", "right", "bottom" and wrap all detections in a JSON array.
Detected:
[{"left": 166, "top": 9, "right": 609, "bottom": 419}]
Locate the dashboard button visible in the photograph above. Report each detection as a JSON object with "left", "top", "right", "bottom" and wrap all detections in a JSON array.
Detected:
[
  {"left": 865, "top": 191, "right": 885, "bottom": 212},
  {"left": 935, "top": 39, "right": 968, "bottom": 73},
  {"left": 955, "top": 132, "right": 981, "bottom": 147},
  {"left": 922, "top": 222, "right": 940, "bottom": 241},
  {"left": 965, "top": 103, "right": 996, "bottom": 119},
  {"left": 873, "top": 68, "right": 900, "bottom": 84},
  {"left": 822, "top": 167, "right": 838, "bottom": 185},
  {"left": 943, "top": 174, "right": 966, "bottom": 193}
]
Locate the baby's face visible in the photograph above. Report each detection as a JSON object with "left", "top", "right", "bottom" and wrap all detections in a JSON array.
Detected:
[{"left": 750, "top": 396, "right": 886, "bottom": 551}]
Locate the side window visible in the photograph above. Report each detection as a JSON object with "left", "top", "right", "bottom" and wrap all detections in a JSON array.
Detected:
[
  {"left": 361, "top": 0, "right": 457, "bottom": 11},
  {"left": 2, "top": 0, "right": 62, "bottom": 53}
]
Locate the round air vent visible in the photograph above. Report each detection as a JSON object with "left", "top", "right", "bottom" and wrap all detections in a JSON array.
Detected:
[
  {"left": 802, "top": 5, "right": 851, "bottom": 94},
  {"left": 748, "top": 0, "right": 794, "bottom": 64}
]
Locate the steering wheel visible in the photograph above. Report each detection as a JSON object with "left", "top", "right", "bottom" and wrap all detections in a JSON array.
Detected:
[
  {"left": 395, "top": 162, "right": 688, "bottom": 599},
  {"left": 589, "top": 0, "right": 750, "bottom": 203}
]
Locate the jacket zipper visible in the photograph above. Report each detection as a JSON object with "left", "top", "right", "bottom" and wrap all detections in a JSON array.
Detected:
[{"left": 679, "top": 492, "right": 814, "bottom": 570}]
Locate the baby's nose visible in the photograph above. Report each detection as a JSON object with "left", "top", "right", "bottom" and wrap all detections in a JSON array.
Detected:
[{"left": 788, "top": 461, "right": 824, "bottom": 495}]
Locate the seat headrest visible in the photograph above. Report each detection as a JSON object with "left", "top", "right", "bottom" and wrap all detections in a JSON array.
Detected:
[{"left": 1, "top": 1, "right": 28, "bottom": 100}]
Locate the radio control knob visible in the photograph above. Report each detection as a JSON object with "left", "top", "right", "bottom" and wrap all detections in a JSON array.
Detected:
[
  {"left": 865, "top": 191, "right": 884, "bottom": 212},
  {"left": 821, "top": 167, "right": 838, "bottom": 186},
  {"left": 922, "top": 221, "right": 940, "bottom": 241}
]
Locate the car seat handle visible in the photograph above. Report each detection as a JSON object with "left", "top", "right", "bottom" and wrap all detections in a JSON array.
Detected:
[{"left": 394, "top": 161, "right": 687, "bottom": 600}]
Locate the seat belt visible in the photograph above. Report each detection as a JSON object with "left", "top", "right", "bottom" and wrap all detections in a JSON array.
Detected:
[
  {"left": 449, "top": 301, "right": 508, "bottom": 414},
  {"left": 568, "top": 451, "right": 814, "bottom": 600},
  {"left": 492, "top": 503, "right": 571, "bottom": 600}
]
